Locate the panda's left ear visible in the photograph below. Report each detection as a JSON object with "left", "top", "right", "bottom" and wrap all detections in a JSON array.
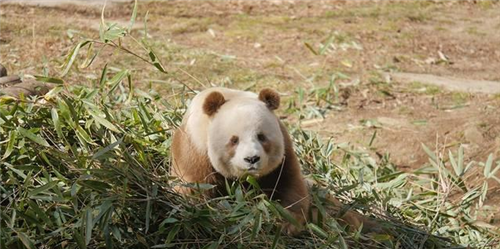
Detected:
[{"left": 258, "top": 88, "right": 280, "bottom": 110}]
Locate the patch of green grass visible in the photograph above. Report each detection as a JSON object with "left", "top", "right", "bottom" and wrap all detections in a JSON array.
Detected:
[
  {"left": 324, "top": 10, "right": 340, "bottom": 18},
  {"left": 170, "top": 17, "right": 213, "bottom": 34},
  {"left": 398, "top": 106, "right": 413, "bottom": 115},
  {"left": 368, "top": 71, "right": 387, "bottom": 85},
  {"left": 434, "top": 26, "right": 448, "bottom": 32},
  {"left": 452, "top": 92, "right": 469, "bottom": 105},
  {"left": 466, "top": 26, "right": 486, "bottom": 36},
  {"left": 406, "top": 11, "right": 428, "bottom": 23},
  {"left": 0, "top": 20, "right": 28, "bottom": 35},
  {"left": 323, "top": 2, "right": 432, "bottom": 23},
  {"left": 225, "top": 15, "right": 266, "bottom": 40},
  {"left": 225, "top": 15, "right": 295, "bottom": 39},
  {"left": 478, "top": 0, "right": 496, "bottom": 9},
  {"left": 409, "top": 81, "right": 442, "bottom": 95}
]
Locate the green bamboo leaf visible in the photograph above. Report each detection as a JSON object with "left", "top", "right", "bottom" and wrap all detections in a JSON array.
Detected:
[
  {"left": 377, "top": 173, "right": 408, "bottom": 189},
  {"left": 79, "top": 180, "right": 112, "bottom": 192},
  {"left": 484, "top": 154, "right": 493, "bottom": 177},
  {"left": 246, "top": 175, "right": 261, "bottom": 191},
  {"left": 458, "top": 146, "right": 464, "bottom": 175},
  {"left": 99, "top": 1, "right": 107, "bottom": 42},
  {"left": 250, "top": 213, "right": 262, "bottom": 240},
  {"left": 29, "top": 181, "right": 58, "bottom": 197},
  {"left": 307, "top": 223, "right": 328, "bottom": 239},
  {"left": 99, "top": 64, "right": 108, "bottom": 89},
  {"left": 271, "top": 226, "right": 281, "bottom": 249},
  {"left": 449, "top": 150, "right": 459, "bottom": 177},
  {"left": 75, "top": 125, "right": 94, "bottom": 145},
  {"left": 34, "top": 75, "right": 64, "bottom": 84},
  {"left": 88, "top": 109, "right": 121, "bottom": 133},
  {"left": 102, "top": 23, "right": 127, "bottom": 41},
  {"left": 92, "top": 138, "right": 123, "bottom": 160},
  {"left": 28, "top": 200, "right": 53, "bottom": 226},
  {"left": 480, "top": 181, "right": 488, "bottom": 205},
  {"left": 319, "top": 34, "right": 335, "bottom": 55},
  {"left": 108, "top": 69, "right": 129, "bottom": 85},
  {"left": 128, "top": 0, "right": 138, "bottom": 33},
  {"left": 422, "top": 143, "right": 438, "bottom": 164},
  {"left": 5, "top": 163, "right": 27, "bottom": 179},
  {"left": 272, "top": 202, "right": 299, "bottom": 227},
  {"left": 17, "top": 231, "right": 36, "bottom": 249},
  {"left": 489, "top": 160, "right": 500, "bottom": 178},
  {"left": 143, "top": 10, "right": 149, "bottom": 40},
  {"left": 304, "top": 42, "right": 318, "bottom": 55},
  {"left": 152, "top": 62, "right": 167, "bottom": 73},
  {"left": 44, "top": 85, "right": 64, "bottom": 100},
  {"left": 18, "top": 127, "right": 50, "bottom": 147},
  {"left": 104, "top": 226, "right": 113, "bottom": 249},
  {"left": 111, "top": 226, "right": 122, "bottom": 242},
  {"left": 94, "top": 200, "right": 113, "bottom": 228},
  {"left": 145, "top": 193, "right": 151, "bottom": 233},
  {"left": 312, "top": 194, "right": 326, "bottom": 225},
  {"left": 165, "top": 224, "right": 180, "bottom": 245},
  {"left": 51, "top": 108, "right": 63, "bottom": 139},
  {"left": 99, "top": 2, "right": 107, "bottom": 42},
  {"left": 80, "top": 42, "right": 102, "bottom": 69},
  {"left": 159, "top": 218, "right": 178, "bottom": 227},
  {"left": 107, "top": 69, "right": 129, "bottom": 94},
  {"left": 2, "top": 130, "right": 17, "bottom": 159},
  {"left": 85, "top": 208, "right": 94, "bottom": 246},
  {"left": 74, "top": 229, "right": 87, "bottom": 249},
  {"left": 60, "top": 40, "right": 91, "bottom": 77},
  {"left": 148, "top": 51, "right": 167, "bottom": 73}
]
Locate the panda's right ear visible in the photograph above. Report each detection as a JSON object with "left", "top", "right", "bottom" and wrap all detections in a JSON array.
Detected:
[{"left": 203, "top": 91, "right": 226, "bottom": 116}]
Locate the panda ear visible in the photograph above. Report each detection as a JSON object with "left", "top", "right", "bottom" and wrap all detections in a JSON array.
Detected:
[
  {"left": 258, "top": 88, "right": 280, "bottom": 110},
  {"left": 203, "top": 91, "right": 226, "bottom": 116}
]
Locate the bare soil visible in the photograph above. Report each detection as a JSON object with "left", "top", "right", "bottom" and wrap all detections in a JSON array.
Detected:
[{"left": 1, "top": 0, "right": 500, "bottom": 221}]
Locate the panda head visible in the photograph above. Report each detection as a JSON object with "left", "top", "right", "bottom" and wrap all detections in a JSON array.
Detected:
[{"left": 203, "top": 89, "right": 285, "bottom": 179}]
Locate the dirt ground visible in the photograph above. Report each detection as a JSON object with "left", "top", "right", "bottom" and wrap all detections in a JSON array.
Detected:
[{"left": 1, "top": 0, "right": 500, "bottom": 217}]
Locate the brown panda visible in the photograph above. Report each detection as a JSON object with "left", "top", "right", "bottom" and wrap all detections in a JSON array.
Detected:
[{"left": 170, "top": 87, "right": 373, "bottom": 235}]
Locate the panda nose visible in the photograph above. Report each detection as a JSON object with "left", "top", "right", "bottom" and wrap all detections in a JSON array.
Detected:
[{"left": 244, "top": 156, "right": 260, "bottom": 164}]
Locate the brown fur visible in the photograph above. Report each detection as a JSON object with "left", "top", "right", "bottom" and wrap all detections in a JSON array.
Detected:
[
  {"left": 258, "top": 88, "right": 280, "bottom": 110},
  {"left": 203, "top": 91, "right": 226, "bottom": 116},
  {"left": 225, "top": 137, "right": 237, "bottom": 158},
  {"left": 171, "top": 125, "right": 225, "bottom": 196},
  {"left": 261, "top": 139, "right": 272, "bottom": 154}
]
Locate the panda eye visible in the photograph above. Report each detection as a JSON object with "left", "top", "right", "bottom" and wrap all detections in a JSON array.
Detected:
[
  {"left": 257, "top": 133, "right": 267, "bottom": 142},
  {"left": 230, "top": 136, "right": 239, "bottom": 146}
]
